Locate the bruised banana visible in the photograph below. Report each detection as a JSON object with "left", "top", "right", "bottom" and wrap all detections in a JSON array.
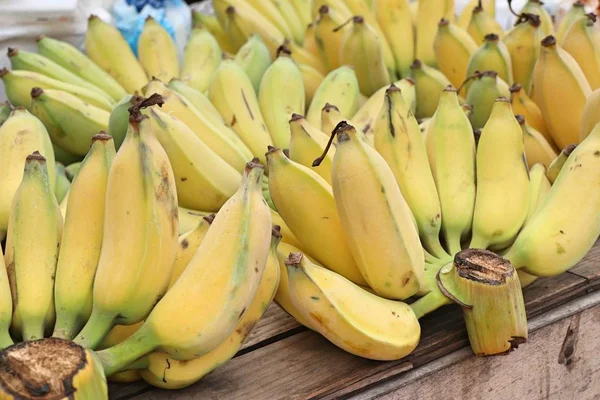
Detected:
[
  {"left": 516, "top": 114, "right": 557, "bottom": 169},
  {"left": 234, "top": 35, "right": 272, "bottom": 93},
  {"left": 288, "top": 114, "right": 335, "bottom": 184},
  {"left": 561, "top": 13, "right": 600, "bottom": 90},
  {"left": 180, "top": 25, "right": 222, "bottom": 93},
  {"left": 434, "top": 19, "right": 478, "bottom": 89},
  {"left": 138, "top": 16, "right": 180, "bottom": 84}
]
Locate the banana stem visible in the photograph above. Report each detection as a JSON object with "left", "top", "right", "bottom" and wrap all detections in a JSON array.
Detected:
[
  {"left": 53, "top": 314, "right": 84, "bottom": 341},
  {"left": 445, "top": 235, "right": 463, "bottom": 257},
  {"left": 313, "top": 121, "right": 347, "bottom": 166},
  {"left": 73, "top": 311, "right": 116, "bottom": 350},
  {"left": 423, "top": 237, "right": 453, "bottom": 262},
  {"left": 96, "top": 327, "right": 158, "bottom": 376},
  {"left": 0, "top": 329, "right": 13, "bottom": 350},
  {"left": 124, "top": 355, "right": 150, "bottom": 371},
  {"left": 411, "top": 288, "right": 452, "bottom": 319},
  {"left": 468, "top": 235, "right": 489, "bottom": 250}
]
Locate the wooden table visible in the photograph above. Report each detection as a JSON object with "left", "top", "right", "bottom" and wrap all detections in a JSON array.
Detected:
[{"left": 109, "top": 242, "right": 600, "bottom": 400}]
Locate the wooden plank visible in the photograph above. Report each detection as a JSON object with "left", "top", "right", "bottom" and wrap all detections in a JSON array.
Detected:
[
  {"left": 240, "top": 304, "right": 301, "bottom": 351},
  {"left": 569, "top": 240, "right": 600, "bottom": 282}
]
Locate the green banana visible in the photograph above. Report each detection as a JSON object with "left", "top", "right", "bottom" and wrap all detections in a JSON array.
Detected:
[
  {"left": 465, "top": 71, "right": 511, "bottom": 129},
  {"left": 54, "top": 162, "right": 70, "bottom": 203},
  {"left": 466, "top": 33, "right": 513, "bottom": 87},
  {"left": 234, "top": 35, "right": 272, "bottom": 93},
  {"left": 108, "top": 94, "right": 143, "bottom": 150},
  {"left": 410, "top": 59, "right": 452, "bottom": 119},
  {"left": 0, "top": 102, "right": 11, "bottom": 126}
]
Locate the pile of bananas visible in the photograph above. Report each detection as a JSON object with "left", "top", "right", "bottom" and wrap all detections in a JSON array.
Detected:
[{"left": 0, "top": 0, "right": 599, "bottom": 398}]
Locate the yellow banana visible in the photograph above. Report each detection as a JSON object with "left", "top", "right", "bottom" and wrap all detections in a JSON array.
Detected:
[
  {"left": 37, "top": 35, "right": 128, "bottom": 101},
  {"left": 167, "top": 79, "right": 225, "bottom": 128},
  {"left": 269, "top": 0, "right": 305, "bottom": 44},
  {"left": 427, "top": 87, "right": 476, "bottom": 255},
  {"left": 180, "top": 25, "right": 222, "bottom": 93},
  {"left": 321, "top": 103, "right": 363, "bottom": 143},
  {"left": 209, "top": 60, "right": 273, "bottom": 164},
  {"left": 30, "top": 88, "right": 109, "bottom": 156},
  {"left": 314, "top": 5, "right": 348, "bottom": 71},
  {"left": 509, "top": 83, "right": 553, "bottom": 145},
  {"left": 465, "top": 71, "right": 510, "bottom": 129},
  {"left": 138, "top": 17, "right": 180, "bottom": 83},
  {"left": 177, "top": 206, "right": 211, "bottom": 234},
  {"left": 5, "top": 152, "right": 62, "bottom": 340},
  {"left": 74, "top": 97, "right": 179, "bottom": 350},
  {"left": 457, "top": 0, "right": 495, "bottom": 29},
  {"left": 545, "top": 144, "right": 577, "bottom": 184},
  {"left": 516, "top": 114, "right": 557, "bottom": 169},
  {"left": 285, "top": 253, "right": 421, "bottom": 360},
  {"left": 467, "top": 4, "right": 504, "bottom": 43},
  {"left": 410, "top": 60, "right": 452, "bottom": 119},
  {"left": 299, "top": 63, "right": 325, "bottom": 104},
  {"left": 531, "top": 35, "right": 591, "bottom": 149},
  {"left": 275, "top": 243, "right": 314, "bottom": 328},
  {"left": 147, "top": 107, "right": 241, "bottom": 211},
  {"left": 502, "top": 17, "right": 542, "bottom": 94},
  {"left": 289, "top": 113, "right": 335, "bottom": 183},
  {"left": 267, "top": 146, "right": 365, "bottom": 284},
  {"left": 270, "top": 209, "right": 304, "bottom": 250},
  {"left": 312, "top": 0, "right": 352, "bottom": 19},
  {"left": 192, "top": 11, "right": 237, "bottom": 54},
  {"left": 416, "top": 0, "right": 455, "bottom": 67},
  {"left": 290, "top": 0, "right": 312, "bottom": 28},
  {"left": 469, "top": 99, "right": 530, "bottom": 250},
  {"left": 234, "top": 35, "right": 272, "bottom": 93},
  {"left": 562, "top": 14, "right": 600, "bottom": 90},
  {"left": 302, "top": 23, "right": 320, "bottom": 59},
  {"left": 375, "top": 0, "right": 414, "bottom": 78},
  {"left": 286, "top": 39, "right": 327, "bottom": 75},
  {"left": 524, "top": 163, "right": 551, "bottom": 225},
  {"left": 519, "top": 0, "right": 554, "bottom": 37},
  {"left": 374, "top": 86, "right": 450, "bottom": 261},
  {"left": 0, "top": 246, "right": 13, "bottom": 349},
  {"left": 95, "top": 160, "right": 271, "bottom": 374},
  {"left": 306, "top": 66, "right": 360, "bottom": 128},
  {"left": 244, "top": 0, "right": 294, "bottom": 39},
  {"left": 259, "top": 48, "right": 305, "bottom": 149},
  {"left": 580, "top": 87, "right": 600, "bottom": 140},
  {"left": 0, "top": 108, "right": 55, "bottom": 240},
  {"left": 504, "top": 123, "right": 600, "bottom": 276},
  {"left": 434, "top": 19, "right": 479, "bottom": 89},
  {"left": 85, "top": 15, "right": 148, "bottom": 93},
  {"left": 0, "top": 68, "right": 114, "bottom": 111},
  {"left": 556, "top": 1, "right": 586, "bottom": 44},
  {"left": 53, "top": 134, "right": 115, "bottom": 341},
  {"left": 466, "top": 33, "right": 513, "bottom": 86}
]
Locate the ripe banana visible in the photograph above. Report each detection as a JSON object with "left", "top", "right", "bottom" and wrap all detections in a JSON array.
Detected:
[
  {"left": 555, "top": 1, "right": 586, "bottom": 44},
  {"left": 36, "top": 35, "right": 127, "bottom": 101},
  {"left": 562, "top": 14, "right": 600, "bottom": 90},
  {"left": 147, "top": 106, "right": 241, "bottom": 211},
  {"left": 457, "top": 0, "right": 495, "bottom": 29},
  {"left": 290, "top": 0, "right": 312, "bottom": 28},
  {"left": 95, "top": 160, "right": 271, "bottom": 374},
  {"left": 299, "top": 63, "right": 325, "bottom": 104},
  {"left": 181, "top": 25, "right": 222, "bottom": 93},
  {"left": 275, "top": 243, "right": 314, "bottom": 328},
  {"left": 0, "top": 68, "right": 114, "bottom": 111},
  {"left": 145, "top": 79, "right": 252, "bottom": 172},
  {"left": 502, "top": 17, "right": 542, "bottom": 94},
  {"left": 434, "top": 19, "right": 479, "bottom": 89},
  {"left": 267, "top": 146, "right": 365, "bottom": 284},
  {"left": 519, "top": 0, "right": 554, "bottom": 37},
  {"left": 303, "top": 23, "right": 320, "bottom": 59},
  {"left": 285, "top": 253, "right": 421, "bottom": 360},
  {"left": 0, "top": 245, "right": 13, "bottom": 349},
  {"left": 178, "top": 206, "right": 211, "bottom": 234},
  {"left": 0, "top": 108, "right": 55, "bottom": 240},
  {"left": 311, "top": 0, "right": 352, "bottom": 19},
  {"left": 467, "top": 4, "right": 504, "bottom": 43},
  {"left": 524, "top": 163, "right": 551, "bottom": 225},
  {"left": 531, "top": 35, "right": 591, "bottom": 149},
  {"left": 580, "top": 88, "right": 600, "bottom": 141},
  {"left": 321, "top": 103, "right": 361, "bottom": 142},
  {"left": 244, "top": 0, "right": 294, "bottom": 39},
  {"left": 469, "top": 99, "right": 530, "bottom": 250},
  {"left": 509, "top": 83, "right": 553, "bottom": 145},
  {"left": 53, "top": 133, "right": 115, "bottom": 340},
  {"left": 375, "top": 0, "right": 415, "bottom": 78},
  {"left": 192, "top": 11, "right": 237, "bottom": 54},
  {"left": 234, "top": 35, "right": 272, "bottom": 93},
  {"left": 138, "top": 17, "right": 180, "bottom": 84},
  {"left": 546, "top": 144, "right": 577, "bottom": 184},
  {"left": 259, "top": 48, "right": 305, "bottom": 149},
  {"left": 306, "top": 66, "right": 360, "bottom": 128},
  {"left": 465, "top": 71, "right": 510, "bottom": 129},
  {"left": 504, "top": 123, "right": 600, "bottom": 276},
  {"left": 313, "top": 5, "right": 348, "bottom": 72},
  {"left": 167, "top": 79, "right": 225, "bottom": 128},
  {"left": 322, "top": 122, "right": 424, "bottom": 299},
  {"left": 427, "top": 87, "right": 476, "bottom": 255},
  {"left": 466, "top": 33, "right": 513, "bottom": 86},
  {"left": 288, "top": 113, "right": 335, "bottom": 183},
  {"left": 209, "top": 60, "right": 273, "bottom": 164},
  {"left": 340, "top": 16, "right": 391, "bottom": 97},
  {"left": 410, "top": 60, "right": 452, "bottom": 119},
  {"left": 286, "top": 39, "right": 327, "bottom": 75},
  {"left": 416, "top": 0, "right": 455, "bottom": 67},
  {"left": 30, "top": 88, "right": 110, "bottom": 156},
  {"left": 516, "top": 114, "right": 557, "bottom": 169},
  {"left": 268, "top": 0, "right": 305, "bottom": 45},
  {"left": 5, "top": 152, "right": 62, "bottom": 340},
  {"left": 270, "top": 209, "right": 303, "bottom": 250},
  {"left": 74, "top": 97, "right": 179, "bottom": 350},
  {"left": 85, "top": 15, "right": 148, "bottom": 94}
]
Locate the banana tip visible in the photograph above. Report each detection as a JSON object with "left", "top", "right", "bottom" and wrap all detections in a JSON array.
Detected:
[
  {"left": 92, "top": 132, "right": 113, "bottom": 142},
  {"left": 31, "top": 87, "right": 44, "bottom": 98},
  {"left": 0, "top": 68, "right": 9, "bottom": 78},
  {"left": 27, "top": 150, "right": 46, "bottom": 162},
  {"left": 7, "top": 47, "right": 17, "bottom": 57},
  {"left": 204, "top": 213, "right": 216, "bottom": 224},
  {"left": 285, "top": 252, "right": 304, "bottom": 267},
  {"left": 272, "top": 225, "right": 282, "bottom": 239},
  {"left": 541, "top": 35, "right": 556, "bottom": 47},
  {"left": 515, "top": 114, "right": 526, "bottom": 125},
  {"left": 290, "top": 113, "right": 304, "bottom": 122}
]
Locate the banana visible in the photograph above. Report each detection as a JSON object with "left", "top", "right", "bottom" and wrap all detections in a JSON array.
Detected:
[
  {"left": 37, "top": 35, "right": 128, "bottom": 102},
  {"left": 259, "top": 47, "right": 305, "bottom": 149},
  {"left": 30, "top": 88, "right": 110, "bottom": 156},
  {"left": 267, "top": 146, "right": 365, "bottom": 284},
  {"left": 524, "top": 163, "right": 551, "bottom": 225},
  {"left": 85, "top": 15, "right": 148, "bottom": 94},
  {"left": 313, "top": 5, "right": 348, "bottom": 71},
  {"left": 516, "top": 114, "right": 557, "bottom": 169},
  {"left": 312, "top": 0, "right": 352, "bottom": 19},
  {"left": 8, "top": 47, "right": 110, "bottom": 99},
  {"left": 469, "top": 98, "right": 530, "bottom": 250},
  {"left": 503, "top": 123, "right": 600, "bottom": 276},
  {"left": 5, "top": 152, "right": 62, "bottom": 340},
  {"left": 580, "top": 88, "right": 600, "bottom": 141},
  {"left": 147, "top": 106, "right": 241, "bottom": 211},
  {"left": 465, "top": 71, "right": 510, "bottom": 129},
  {"left": 519, "top": 0, "right": 554, "bottom": 37},
  {"left": 410, "top": 60, "right": 452, "bottom": 119},
  {"left": 53, "top": 144, "right": 83, "bottom": 166},
  {"left": 269, "top": 0, "right": 305, "bottom": 44},
  {"left": 73, "top": 97, "right": 179, "bottom": 350},
  {"left": 340, "top": 16, "right": 391, "bottom": 97},
  {"left": 107, "top": 94, "right": 142, "bottom": 151},
  {"left": 0, "top": 102, "right": 11, "bottom": 126},
  {"left": 299, "top": 63, "right": 325, "bottom": 104},
  {"left": 270, "top": 209, "right": 304, "bottom": 249},
  {"left": 457, "top": 0, "right": 495, "bottom": 29},
  {"left": 290, "top": 0, "right": 312, "bottom": 28},
  {"left": 320, "top": 122, "right": 424, "bottom": 299},
  {"left": 502, "top": 17, "right": 542, "bottom": 94},
  {"left": 145, "top": 79, "right": 252, "bottom": 172},
  {"left": 375, "top": 0, "right": 414, "bottom": 78},
  {"left": 562, "top": 14, "right": 600, "bottom": 90},
  {"left": 321, "top": 103, "right": 363, "bottom": 142},
  {"left": 546, "top": 144, "right": 577, "bottom": 184},
  {"left": 531, "top": 35, "right": 591, "bottom": 149},
  {"left": 244, "top": 0, "right": 294, "bottom": 38},
  {"left": 0, "top": 68, "right": 114, "bottom": 111},
  {"left": 306, "top": 66, "right": 360, "bottom": 128},
  {"left": 0, "top": 245, "right": 13, "bottom": 349},
  {"left": 509, "top": 83, "right": 553, "bottom": 145},
  {"left": 466, "top": 33, "right": 513, "bottom": 86},
  {"left": 275, "top": 243, "right": 314, "bottom": 328},
  {"left": 286, "top": 39, "right": 327, "bottom": 75},
  {"left": 427, "top": 87, "right": 476, "bottom": 255},
  {"left": 140, "top": 226, "right": 281, "bottom": 390},
  {"left": 303, "top": 23, "right": 320, "bottom": 59},
  {"left": 192, "top": 11, "right": 237, "bottom": 54},
  {"left": 180, "top": 26, "right": 222, "bottom": 93},
  {"left": 209, "top": 60, "right": 273, "bottom": 164},
  {"left": 289, "top": 113, "right": 335, "bottom": 183},
  {"left": 64, "top": 161, "right": 82, "bottom": 181},
  {"left": 95, "top": 160, "right": 271, "bottom": 374},
  {"left": 467, "top": 4, "right": 504, "bottom": 43},
  {"left": 556, "top": 1, "right": 586, "bottom": 44},
  {"left": 167, "top": 80, "right": 225, "bottom": 128},
  {"left": 54, "top": 162, "right": 70, "bottom": 203},
  {"left": 374, "top": 86, "right": 449, "bottom": 261},
  {"left": 138, "top": 17, "right": 180, "bottom": 84},
  {"left": 0, "top": 108, "right": 55, "bottom": 240},
  {"left": 234, "top": 35, "right": 272, "bottom": 93},
  {"left": 52, "top": 134, "right": 115, "bottom": 340},
  {"left": 434, "top": 19, "right": 479, "bottom": 89},
  {"left": 285, "top": 253, "right": 421, "bottom": 360},
  {"left": 178, "top": 206, "right": 211, "bottom": 234},
  {"left": 416, "top": 0, "right": 455, "bottom": 67}
]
